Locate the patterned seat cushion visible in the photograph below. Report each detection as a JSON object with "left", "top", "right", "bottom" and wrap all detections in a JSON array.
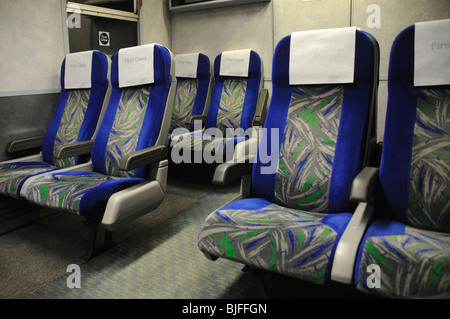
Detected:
[
  {"left": 407, "top": 89, "right": 450, "bottom": 232},
  {"left": 171, "top": 78, "right": 250, "bottom": 162},
  {"left": 25, "top": 171, "right": 144, "bottom": 216},
  {"left": 198, "top": 31, "right": 378, "bottom": 286},
  {"left": 0, "top": 162, "right": 56, "bottom": 198},
  {"left": 356, "top": 87, "right": 450, "bottom": 298},
  {"left": 215, "top": 79, "right": 247, "bottom": 134},
  {"left": 170, "top": 78, "right": 199, "bottom": 132},
  {"left": 0, "top": 89, "right": 92, "bottom": 199},
  {"left": 172, "top": 132, "right": 247, "bottom": 162},
  {"left": 101, "top": 86, "right": 152, "bottom": 178},
  {"left": 198, "top": 198, "right": 351, "bottom": 285},
  {"left": 52, "top": 89, "right": 92, "bottom": 168},
  {"left": 355, "top": 219, "right": 450, "bottom": 298},
  {"left": 23, "top": 85, "right": 153, "bottom": 216},
  {"left": 275, "top": 85, "right": 343, "bottom": 212}
]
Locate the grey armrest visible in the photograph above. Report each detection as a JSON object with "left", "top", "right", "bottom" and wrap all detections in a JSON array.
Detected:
[
  {"left": 213, "top": 157, "right": 253, "bottom": 186},
  {"left": 119, "top": 145, "right": 168, "bottom": 171},
  {"left": 349, "top": 166, "right": 379, "bottom": 202},
  {"left": 54, "top": 140, "right": 94, "bottom": 159},
  {"left": 6, "top": 135, "right": 45, "bottom": 153},
  {"left": 331, "top": 166, "right": 380, "bottom": 284},
  {"left": 185, "top": 115, "right": 207, "bottom": 125},
  {"left": 253, "top": 88, "right": 268, "bottom": 126}
]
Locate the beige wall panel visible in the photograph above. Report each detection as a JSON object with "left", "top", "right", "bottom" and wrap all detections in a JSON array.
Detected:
[
  {"left": 376, "top": 80, "right": 388, "bottom": 143},
  {"left": 273, "top": 0, "right": 351, "bottom": 45},
  {"left": 0, "top": 0, "right": 65, "bottom": 95},
  {"left": 171, "top": 2, "right": 273, "bottom": 82},
  {"left": 353, "top": 0, "right": 450, "bottom": 78},
  {"left": 140, "top": 0, "right": 172, "bottom": 49}
]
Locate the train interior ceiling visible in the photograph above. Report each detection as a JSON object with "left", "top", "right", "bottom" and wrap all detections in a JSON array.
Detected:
[{"left": 0, "top": 0, "right": 449, "bottom": 302}]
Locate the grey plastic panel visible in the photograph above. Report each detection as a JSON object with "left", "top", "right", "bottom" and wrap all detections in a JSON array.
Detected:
[{"left": 6, "top": 135, "right": 45, "bottom": 153}]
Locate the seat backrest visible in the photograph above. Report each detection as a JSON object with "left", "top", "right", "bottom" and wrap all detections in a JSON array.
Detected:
[
  {"left": 204, "top": 49, "right": 262, "bottom": 134},
  {"left": 42, "top": 50, "right": 109, "bottom": 168},
  {"left": 379, "top": 20, "right": 450, "bottom": 233},
  {"left": 170, "top": 53, "right": 211, "bottom": 132},
  {"left": 91, "top": 43, "right": 175, "bottom": 179},
  {"left": 253, "top": 28, "right": 379, "bottom": 214}
]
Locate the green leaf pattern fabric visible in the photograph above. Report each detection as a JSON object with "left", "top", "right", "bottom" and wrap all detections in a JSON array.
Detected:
[
  {"left": 170, "top": 79, "right": 198, "bottom": 132},
  {"left": 0, "top": 164, "right": 54, "bottom": 199},
  {"left": 53, "top": 89, "right": 91, "bottom": 168},
  {"left": 356, "top": 88, "right": 450, "bottom": 299},
  {"left": 356, "top": 225, "right": 450, "bottom": 298},
  {"left": 408, "top": 88, "right": 450, "bottom": 232},
  {"left": 25, "top": 172, "right": 122, "bottom": 215},
  {"left": 198, "top": 202, "right": 340, "bottom": 285},
  {"left": 275, "top": 85, "right": 343, "bottom": 213},
  {"left": 171, "top": 79, "right": 247, "bottom": 156},
  {"left": 216, "top": 79, "right": 247, "bottom": 134},
  {"left": 22, "top": 86, "right": 152, "bottom": 215},
  {"left": 0, "top": 89, "right": 92, "bottom": 198},
  {"left": 104, "top": 86, "right": 151, "bottom": 178}
]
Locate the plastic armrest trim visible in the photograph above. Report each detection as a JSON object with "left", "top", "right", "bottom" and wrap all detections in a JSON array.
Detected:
[
  {"left": 54, "top": 140, "right": 94, "bottom": 159},
  {"left": 349, "top": 166, "right": 379, "bottom": 202},
  {"left": 185, "top": 115, "right": 206, "bottom": 125},
  {"left": 6, "top": 135, "right": 45, "bottom": 153},
  {"left": 212, "top": 156, "right": 253, "bottom": 185},
  {"left": 119, "top": 145, "right": 168, "bottom": 171},
  {"left": 331, "top": 201, "right": 375, "bottom": 284}
]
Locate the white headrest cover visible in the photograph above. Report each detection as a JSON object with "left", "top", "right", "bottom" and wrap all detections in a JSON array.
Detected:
[
  {"left": 414, "top": 19, "right": 450, "bottom": 87},
  {"left": 219, "top": 49, "right": 251, "bottom": 77},
  {"left": 64, "top": 51, "right": 93, "bottom": 89},
  {"left": 175, "top": 53, "right": 199, "bottom": 78},
  {"left": 289, "top": 27, "right": 356, "bottom": 85},
  {"left": 118, "top": 44, "right": 155, "bottom": 88}
]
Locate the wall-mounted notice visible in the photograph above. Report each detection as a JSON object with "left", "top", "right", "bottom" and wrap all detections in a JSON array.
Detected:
[{"left": 99, "top": 31, "right": 110, "bottom": 47}]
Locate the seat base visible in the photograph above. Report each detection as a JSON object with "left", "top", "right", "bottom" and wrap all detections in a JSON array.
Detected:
[
  {"left": 198, "top": 197, "right": 352, "bottom": 285},
  {"left": 81, "top": 219, "right": 116, "bottom": 261},
  {"left": 355, "top": 219, "right": 450, "bottom": 299}
]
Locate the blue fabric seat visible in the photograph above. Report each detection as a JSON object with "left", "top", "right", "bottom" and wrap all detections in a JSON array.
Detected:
[
  {"left": 20, "top": 44, "right": 175, "bottom": 237},
  {"left": 170, "top": 49, "right": 262, "bottom": 166},
  {"left": 198, "top": 29, "right": 379, "bottom": 286},
  {"left": 354, "top": 22, "right": 450, "bottom": 299},
  {"left": 169, "top": 53, "right": 211, "bottom": 134},
  {"left": 0, "top": 51, "right": 109, "bottom": 199}
]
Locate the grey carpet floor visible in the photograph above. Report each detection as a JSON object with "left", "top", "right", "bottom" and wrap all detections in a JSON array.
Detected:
[{"left": 0, "top": 175, "right": 267, "bottom": 299}]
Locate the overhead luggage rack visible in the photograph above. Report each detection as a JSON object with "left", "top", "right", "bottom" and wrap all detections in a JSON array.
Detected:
[{"left": 169, "top": 0, "right": 271, "bottom": 13}]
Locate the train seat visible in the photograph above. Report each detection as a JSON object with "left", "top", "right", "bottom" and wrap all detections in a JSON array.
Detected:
[
  {"left": 19, "top": 43, "right": 176, "bottom": 256},
  {"left": 197, "top": 27, "right": 379, "bottom": 287},
  {"left": 169, "top": 53, "right": 211, "bottom": 137},
  {"left": 0, "top": 50, "right": 110, "bottom": 199},
  {"left": 351, "top": 20, "right": 450, "bottom": 298},
  {"left": 170, "top": 49, "right": 266, "bottom": 184}
]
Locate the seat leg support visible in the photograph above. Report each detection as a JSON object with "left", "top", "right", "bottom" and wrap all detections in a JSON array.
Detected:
[
  {"left": 82, "top": 220, "right": 115, "bottom": 261},
  {"left": 242, "top": 265, "right": 280, "bottom": 298}
]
